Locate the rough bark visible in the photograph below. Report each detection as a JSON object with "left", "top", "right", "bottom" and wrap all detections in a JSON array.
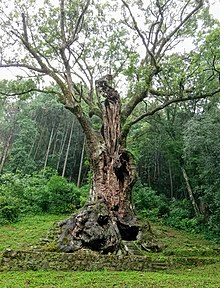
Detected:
[
  {"left": 58, "top": 78, "right": 139, "bottom": 253},
  {"left": 59, "top": 200, "right": 121, "bottom": 253}
]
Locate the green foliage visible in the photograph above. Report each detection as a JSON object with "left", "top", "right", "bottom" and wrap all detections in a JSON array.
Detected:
[
  {"left": 204, "top": 186, "right": 220, "bottom": 242},
  {"left": 164, "top": 199, "right": 202, "bottom": 233},
  {"left": 133, "top": 183, "right": 202, "bottom": 234},
  {"left": 0, "top": 195, "right": 21, "bottom": 225},
  {"left": 47, "top": 175, "right": 82, "bottom": 214},
  {"left": 183, "top": 109, "right": 220, "bottom": 240},
  {"left": 0, "top": 170, "right": 89, "bottom": 225},
  {"left": 133, "top": 182, "right": 169, "bottom": 219}
]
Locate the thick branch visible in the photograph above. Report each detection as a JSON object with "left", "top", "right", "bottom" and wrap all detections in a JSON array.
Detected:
[
  {"left": 0, "top": 63, "right": 45, "bottom": 74},
  {"left": 121, "top": 88, "right": 220, "bottom": 141},
  {"left": 121, "top": 68, "right": 161, "bottom": 122},
  {"left": 0, "top": 88, "right": 60, "bottom": 97},
  {"left": 65, "top": 104, "right": 99, "bottom": 156},
  {"left": 121, "top": 90, "right": 148, "bottom": 122}
]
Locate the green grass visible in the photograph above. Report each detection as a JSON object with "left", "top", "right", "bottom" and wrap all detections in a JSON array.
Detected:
[
  {"left": 0, "top": 214, "right": 69, "bottom": 251},
  {"left": 0, "top": 214, "right": 220, "bottom": 287},
  {"left": 151, "top": 222, "right": 219, "bottom": 257},
  {"left": 0, "top": 265, "right": 220, "bottom": 288}
]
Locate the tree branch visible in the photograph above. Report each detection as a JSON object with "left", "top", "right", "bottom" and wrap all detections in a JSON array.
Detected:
[
  {"left": 121, "top": 88, "right": 220, "bottom": 142},
  {"left": 0, "top": 63, "right": 45, "bottom": 74},
  {"left": 121, "top": 0, "right": 157, "bottom": 67},
  {"left": 132, "top": 88, "right": 220, "bottom": 126},
  {"left": 156, "top": 0, "right": 203, "bottom": 58},
  {"left": 0, "top": 88, "right": 61, "bottom": 97},
  {"left": 121, "top": 67, "right": 161, "bottom": 122},
  {"left": 66, "top": 0, "right": 91, "bottom": 47},
  {"left": 12, "top": 13, "right": 69, "bottom": 98}
]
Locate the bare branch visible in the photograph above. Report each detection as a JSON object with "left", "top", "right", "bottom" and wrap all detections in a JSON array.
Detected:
[
  {"left": 151, "top": 1, "right": 164, "bottom": 54},
  {"left": 131, "top": 88, "right": 220, "bottom": 126},
  {"left": 0, "top": 63, "right": 45, "bottom": 74},
  {"left": 156, "top": 0, "right": 203, "bottom": 58},
  {"left": 60, "top": 0, "right": 66, "bottom": 42},
  {"left": 121, "top": 0, "right": 157, "bottom": 67},
  {"left": 0, "top": 88, "right": 61, "bottom": 97},
  {"left": 66, "top": 0, "right": 91, "bottom": 47}
]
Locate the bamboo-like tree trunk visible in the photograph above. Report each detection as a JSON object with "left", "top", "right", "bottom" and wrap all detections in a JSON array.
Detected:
[
  {"left": 56, "top": 122, "right": 69, "bottom": 171},
  {"left": 62, "top": 117, "right": 75, "bottom": 177},
  {"left": 44, "top": 126, "right": 55, "bottom": 169},
  {"left": 181, "top": 166, "right": 200, "bottom": 216},
  {"left": 0, "top": 133, "right": 13, "bottom": 174},
  {"left": 0, "top": 106, "right": 17, "bottom": 173},
  {"left": 168, "top": 161, "right": 173, "bottom": 199},
  {"left": 77, "top": 135, "right": 86, "bottom": 187},
  {"left": 34, "top": 122, "right": 46, "bottom": 160}
]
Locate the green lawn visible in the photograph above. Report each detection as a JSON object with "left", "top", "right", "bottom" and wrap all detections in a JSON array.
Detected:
[
  {"left": 0, "top": 214, "right": 68, "bottom": 251},
  {"left": 0, "top": 214, "right": 220, "bottom": 287},
  {"left": 1, "top": 266, "right": 220, "bottom": 288}
]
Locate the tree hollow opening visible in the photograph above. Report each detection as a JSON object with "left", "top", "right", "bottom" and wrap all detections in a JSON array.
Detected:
[{"left": 117, "top": 222, "right": 139, "bottom": 241}]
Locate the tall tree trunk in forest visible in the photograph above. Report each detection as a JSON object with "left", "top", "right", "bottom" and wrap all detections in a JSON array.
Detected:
[
  {"left": 34, "top": 122, "right": 46, "bottom": 160},
  {"left": 59, "top": 81, "right": 139, "bottom": 253},
  {"left": 44, "top": 126, "right": 55, "bottom": 169},
  {"left": 56, "top": 123, "right": 69, "bottom": 171},
  {"left": 181, "top": 166, "right": 200, "bottom": 217},
  {"left": 0, "top": 107, "right": 17, "bottom": 174},
  {"left": 77, "top": 135, "right": 86, "bottom": 187},
  {"left": 62, "top": 117, "right": 75, "bottom": 177},
  {"left": 52, "top": 124, "right": 60, "bottom": 156},
  {"left": 0, "top": 132, "right": 13, "bottom": 174},
  {"left": 168, "top": 161, "right": 173, "bottom": 199}
]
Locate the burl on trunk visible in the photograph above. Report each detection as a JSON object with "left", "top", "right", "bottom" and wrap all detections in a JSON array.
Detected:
[{"left": 58, "top": 77, "right": 139, "bottom": 253}]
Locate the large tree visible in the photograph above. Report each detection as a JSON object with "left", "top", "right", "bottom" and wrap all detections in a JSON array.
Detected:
[{"left": 0, "top": 0, "right": 219, "bottom": 253}]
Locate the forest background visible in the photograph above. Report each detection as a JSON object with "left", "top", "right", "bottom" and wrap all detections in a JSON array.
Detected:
[{"left": 0, "top": 0, "right": 220, "bottom": 243}]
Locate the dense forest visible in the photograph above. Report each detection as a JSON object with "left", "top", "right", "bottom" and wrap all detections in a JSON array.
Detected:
[{"left": 0, "top": 0, "right": 220, "bottom": 248}]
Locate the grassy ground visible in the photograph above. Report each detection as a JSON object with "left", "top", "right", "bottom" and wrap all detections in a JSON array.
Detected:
[
  {"left": 0, "top": 214, "right": 69, "bottom": 252},
  {"left": 1, "top": 266, "right": 220, "bottom": 288},
  {"left": 0, "top": 214, "right": 220, "bottom": 287}
]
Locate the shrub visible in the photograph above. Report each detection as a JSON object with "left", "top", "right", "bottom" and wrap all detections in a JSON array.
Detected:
[
  {"left": 133, "top": 182, "right": 169, "bottom": 219},
  {"left": 164, "top": 199, "right": 202, "bottom": 233},
  {"left": 0, "top": 170, "right": 89, "bottom": 225},
  {"left": 0, "top": 196, "right": 21, "bottom": 225},
  {"left": 47, "top": 175, "right": 82, "bottom": 214}
]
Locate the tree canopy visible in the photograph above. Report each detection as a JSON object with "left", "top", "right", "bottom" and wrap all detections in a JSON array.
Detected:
[{"left": 0, "top": 0, "right": 219, "bottom": 142}]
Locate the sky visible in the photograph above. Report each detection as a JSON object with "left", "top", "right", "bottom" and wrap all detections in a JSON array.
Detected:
[{"left": 209, "top": 0, "right": 220, "bottom": 20}]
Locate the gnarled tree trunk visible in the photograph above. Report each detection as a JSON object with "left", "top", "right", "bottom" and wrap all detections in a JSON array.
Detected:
[{"left": 58, "top": 81, "right": 139, "bottom": 253}]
